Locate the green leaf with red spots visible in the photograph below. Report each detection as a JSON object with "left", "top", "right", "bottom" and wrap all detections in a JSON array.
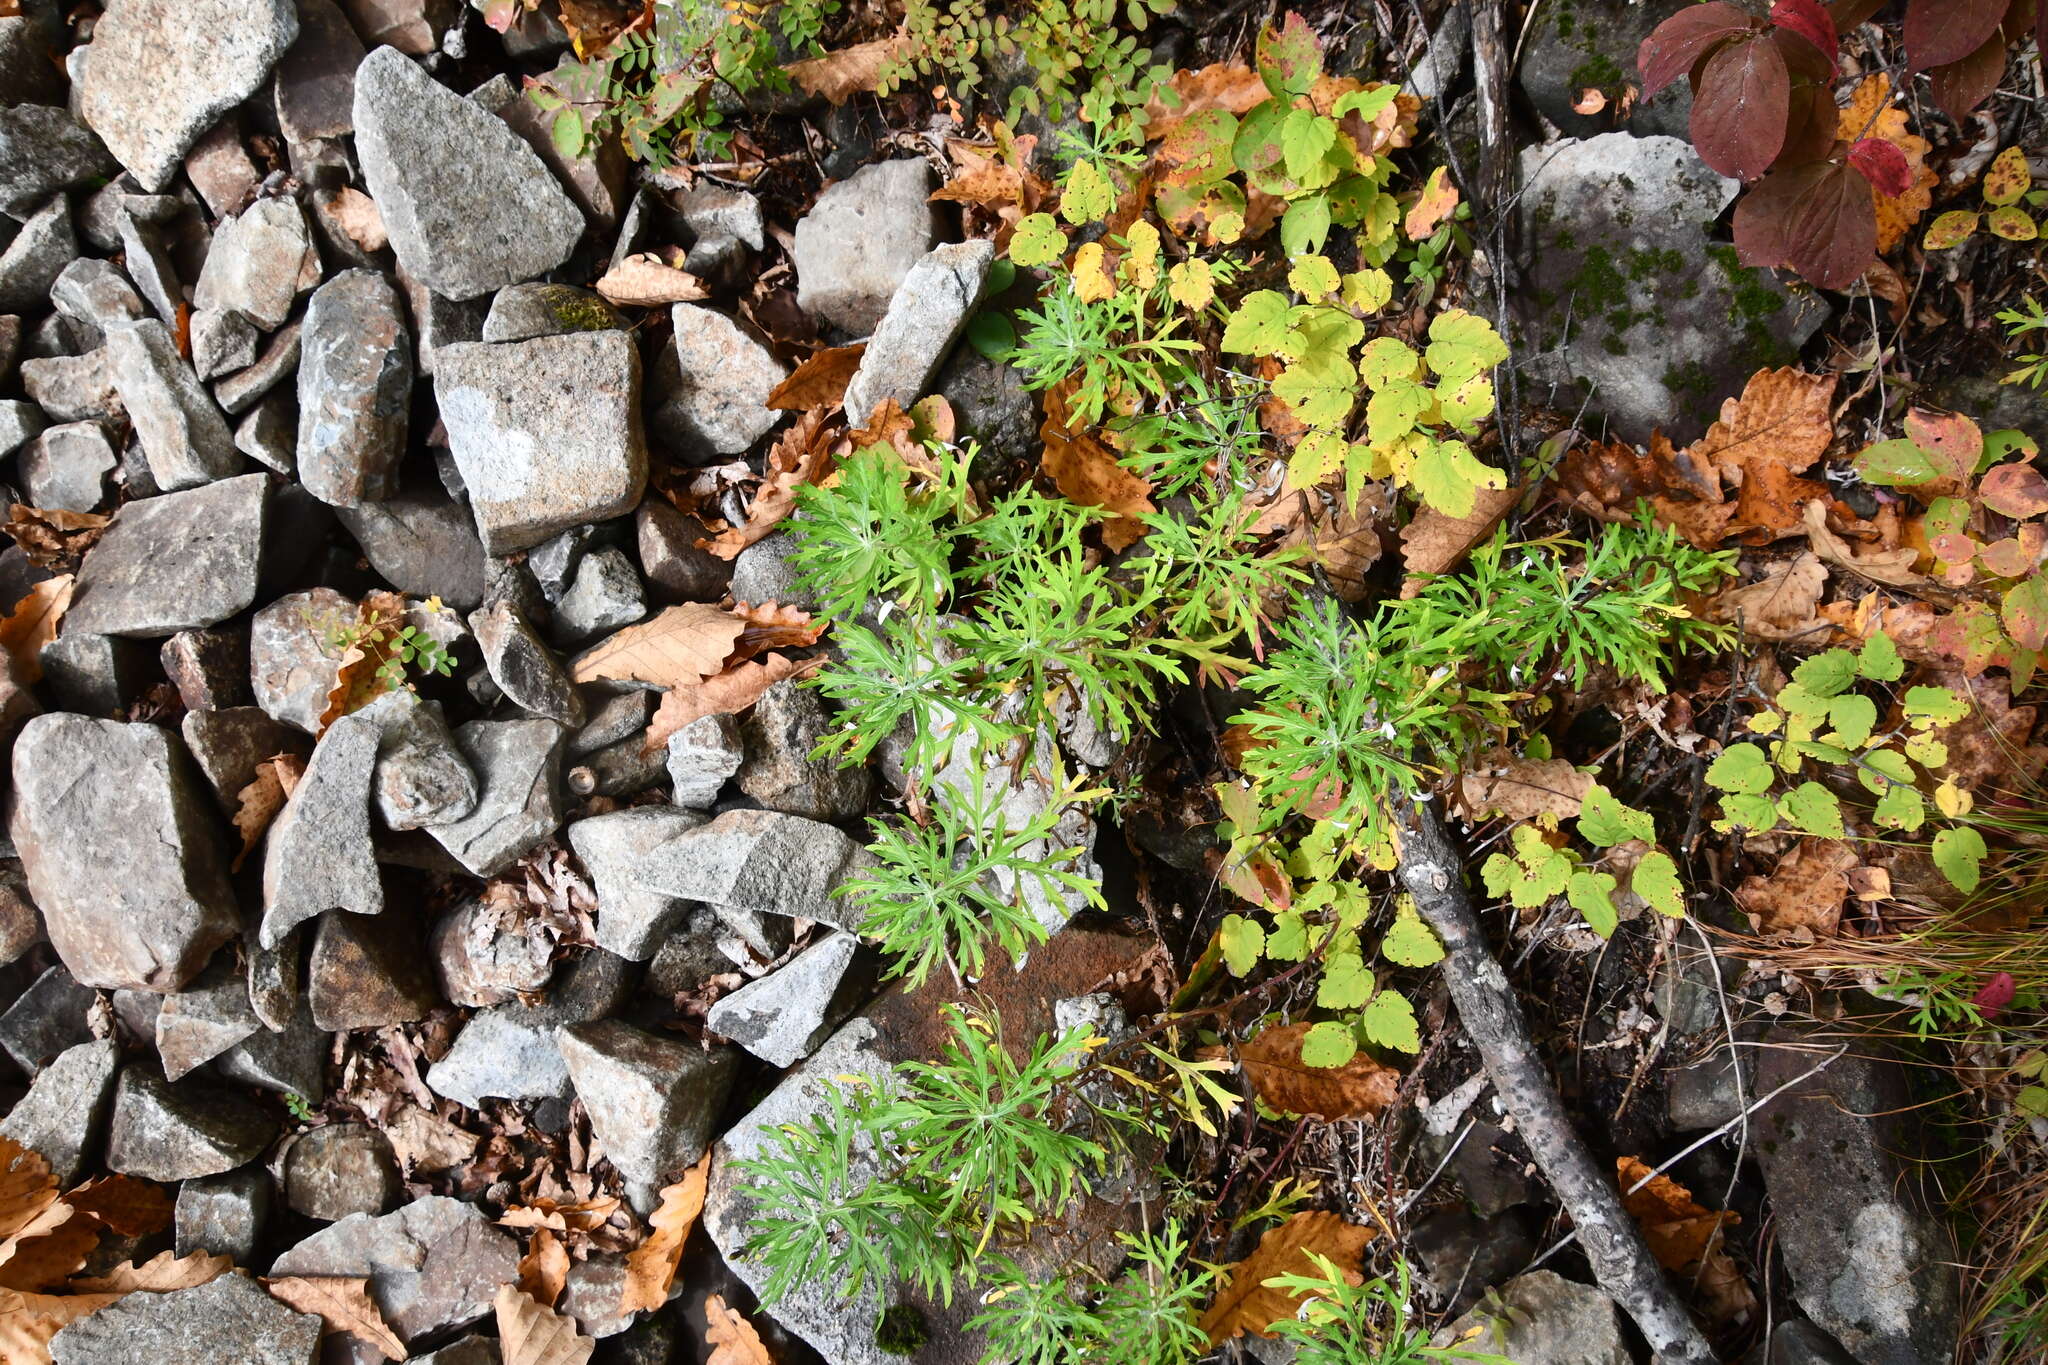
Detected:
[{"left": 1256, "top": 11, "right": 1324, "bottom": 99}]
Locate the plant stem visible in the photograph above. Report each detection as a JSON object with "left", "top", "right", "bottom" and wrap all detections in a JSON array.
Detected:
[{"left": 1394, "top": 798, "right": 1717, "bottom": 1365}]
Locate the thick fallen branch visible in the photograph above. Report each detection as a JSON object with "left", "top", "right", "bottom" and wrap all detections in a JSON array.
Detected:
[{"left": 1395, "top": 799, "right": 1717, "bottom": 1365}]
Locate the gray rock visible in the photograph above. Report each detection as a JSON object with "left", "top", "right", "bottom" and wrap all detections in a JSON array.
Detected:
[
  {"left": 235, "top": 392, "right": 298, "bottom": 474},
  {"left": 552, "top": 547, "right": 646, "bottom": 647},
  {"left": 105, "top": 1065, "right": 276, "bottom": 1180},
  {"left": 481, "top": 282, "right": 624, "bottom": 343},
  {"left": 426, "top": 717, "right": 567, "bottom": 877},
  {"left": 268, "top": 1194, "right": 519, "bottom": 1345},
  {"left": 307, "top": 906, "right": 437, "bottom": 1030},
  {"left": 357, "top": 689, "right": 478, "bottom": 831},
  {"left": 182, "top": 118, "right": 263, "bottom": 218},
  {"left": 340, "top": 0, "right": 457, "bottom": 56},
  {"left": 396, "top": 270, "right": 487, "bottom": 376},
  {"left": 468, "top": 600, "right": 585, "bottom": 726},
  {"left": 243, "top": 921, "right": 306, "bottom": 1034},
  {"left": 416, "top": 1340, "right": 500, "bottom": 1365},
  {"left": 216, "top": 320, "right": 304, "bottom": 415},
  {"left": 556, "top": 1019, "right": 737, "bottom": 1190},
  {"left": 429, "top": 897, "right": 554, "bottom": 1007},
  {"left": 37, "top": 631, "right": 152, "bottom": 716},
  {"left": 567, "top": 733, "right": 668, "bottom": 801},
  {"left": 0, "top": 864, "right": 40, "bottom": 968},
  {"left": 1409, "top": 1206, "right": 1539, "bottom": 1316},
  {"left": 21, "top": 348, "right": 119, "bottom": 423},
  {"left": 1746, "top": 1319, "right": 1861, "bottom": 1365},
  {"left": 190, "top": 306, "right": 262, "bottom": 380},
  {"left": 842, "top": 240, "right": 993, "bottom": 422},
  {"left": 1439, "top": 1271, "right": 1630, "bottom": 1364},
  {"left": 0, "top": 1038, "right": 119, "bottom": 1183},
  {"left": 284, "top": 1122, "right": 401, "bottom": 1220},
  {"left": 569, "top": 807, "right": 706, "bottom": 960},
  {"left": 50, "top": 1270, "right": 322, "bottom": 1365},
  {"left": 0, "top": 9, "right": 62, "bottom": 106},
  {"left": 649, "top": 304, "right": 786, "bottom": 459},
  {"left": 51, "top": 257, "right": 147, "bottom": 349},
  {"left": 298, "top": 267, "right": 411, "bottom": 506},
  {"left": 1402, "top": 3, "right": 1469, "bottom": 100},
  {"left": 637, "top": 499, "right": 731, "bottom": 604},
  {"left": 1754, "top": 1031, "right": 1960, "bottom": 1365},
  {"left": 0, "top": 964, "right": 95, "bottom": 1073},
  {"left": 105, "top": 318, "right": 244, "bottom": 491},
  {"left": 352, "top": 45, "right": 582, "bottom": 301},
  {"left": 634, "top": 808, "right": 869, "bottom": 931},
  {"left": 738, "top": 680, "right": 871, "bottom": 821},
  {"left": 0, "top": 196, "right": 76, "bottom": 315},
  {"left": 17, "top": 422, "right": 117, "bottom": 512},
  {"left": 728, "top": 531, "right": 819, "bottom": 613},
  {"left": 1514, "top": 135, "right": 1829, "bottom": 444},
  {"left": 161, "top": 626, "right": 253, "bottom": 712},
  {"left": 182, "top": 707, "right": 309, "bottom": 811},
  {"left": 707, "top": 931, "right": 864, "bottom": 1068},
  {"left": 677, "top": 181, "right": 765, "bottom": 253},
  {"left": 1519, "top": 0, "right": 1692, "bottom": 140},
  {"left": 0, "top": 104, "right": 115, "bottom": 217},
  {"left": 261, "top": 711, "right": 385, "bottom": 948},
  {"left": 525, "top": 527, "right": 592, "bottom": 603},
  {"left": 249, "top": 587, "right": 353, "bottom": 734},
  {"left": 113, "top": 211, "right": 184, "bottom": 326},
  {"left": 67, "top": 473, "right": 267, "bottom": 637},
  {"left": 425, "top": 1006, "right": 571, "bottom": 1108},
  {"left": 792, "top": 159, "right": 940, "bottom": 334},
  {"left": 79, "top": 0, "right": 298, "bottom": 190},
  {"left": 10, "top": 717, "right": 239, "bottom": 991},
  {"left": 435, "top": 330, "right": 646, "bottom": 553},
  {"left": 277, "top": 0, "right": 366, "bottom": 142},
  {"left": 216, "top": 998, "right": 326, "bottom": 1100},
  {"left": 175, "top": 1169, "right": 271, "bottom": 1261},
  {"left": 156, "top": 956, "right": 262, "bottom": 1079},
  {"left": 78, "top": 184, "right": 184, "bottom": 256},
  {"left": 194, "top": 197, "right": 322, "bottom": 331},
  {"left": 336, "top": 487, "right": 487, "bottom": 609},
  {"left": 557, "top": 1254, "right": 640, "bottom": 1337},
  {"left": 0, "top": 398, "right": 43, "bottom": 458},
  {"left": 569, "top": 685, "right": 655, "bottom": 757}
]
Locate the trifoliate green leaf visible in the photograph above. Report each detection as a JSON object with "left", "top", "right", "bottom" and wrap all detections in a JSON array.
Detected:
[
  {"left": 1288, "top": 254, "right": 1340, "bottom": 299},
  {"left": 1298, "top": 1019, "right": 1358, "bottom": 1068},
  {"left": 1435, "top": 371, "right": 1495, "bottom": 434},
  {"left": 1567, "top": 870, "right": 1619, "bottom": 938},
  {"left": 1423, "top": 308, "right": 1509, "bottom": 384},
  {"left": 1316, "top": 951, "right": 1373, "bottom": 1009},
  {"left": 1280, "top": 195, "right": 1331, "bottom": 256},
  {"left": 1931, "top": 826, "right": 1987, "bottom": 894},
  {"left": 1333, "top": 85, "right": 1397, "bottom": 120},
  {"left": 1826, "top": 694, "right": 1877, "bottom": 749},
  {"left": 1905, "top": 734, "right": 1948, "bottom": 769},
  {"left": 1774, "top": 683, "right": 1830, "bottom": 724},
  {"left": 1380, "top": 899, "right": 1445, "bottom": 966},
  {"left": 1903, "top": 685, "right": 1968, "bottom": 727},
  {"left": 1706, "top": 743, "right": 1774, "bottom": 795},
  {"left": 1713, "top": 792, "right": 1780, "bottom": 833},
  {"left": 1219, "top": 913, "right": 1265, "bottom": 977},
  {"left": 1272, "top": 358, "right": 1356, "bottom": 428},
  {"left": 1791, "top": 648, "right": 1858, "bottom": 699},
  {"left": 1358, "top": 991, "right": 1420, "bottom": 1053},
  {"left": 1365, "top": 382, "right": 1428, "bottom": 447},
  {"left": 1281, "top": 306, "right": 1364, "bottom": 369},
  {"left": 1280, "top": 108, "right": 1338, "bottom": 184},
  {"left": 1857, "top": 630, "right": 1904, "bottom": 681},
  {"left": 1008, "top": 212, "right": 1068, "bottom": 268},
  {"left": 1059, "top": 159, "right": 1116, "bottom": 225},
  {"left": 1578, "top": 783, "right": 1655, "bottom": 847},
  {"left": 1404, "top": 436, "right": 1505, "bottom": 519},
  {"left": 1778, "top": 781, "right": 1845, "bottom": 838},
  {"left": 1481, "top": 852, "right": 1518, "bottom": 901},
  {"left": 1220, "top": 290, "right": 1291, "bottom": 355},
  {"left": 1631, "top": 850, "right": 1684, "bottom": 918}
]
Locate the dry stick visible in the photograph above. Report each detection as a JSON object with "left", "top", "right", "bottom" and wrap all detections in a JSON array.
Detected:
[{"left": 1395, "top": 799, "right": 1718, "bottom": 1365}]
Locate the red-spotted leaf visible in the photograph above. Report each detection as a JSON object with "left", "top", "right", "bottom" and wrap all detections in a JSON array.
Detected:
[
  {"left": 2002, "top": 574, "right": 2048, "bottom": 652},
  {"left": 1903, "top": 0, "right": 2008, "bottom": 69},
  {"left": 1638, "top": 2, "right": 1758, "bottom": 92},
  {"left": 1928, "top": 28, "right": 2008, "bottom": 122},
  {"left": 1693, "top": 36, "right": 1790, "bottom": 181},
  {"left": 1903, "top": 408, "right": 1983, "bottom": 484},
  {"left": 1733, "top": 160, "right": 1877, "bottom": 289},
  {"left": 1256, "top": 11, "right": 1323, "bottom": 99},
  {"left": 1981, "top": 462, "right": 2048, "bottom": 519},
  {"left": 1848, "top": 137, "right": 1912, "bottom": 196},
  {"left": 1771, "top": 0, "right": 1839, "bottom": 58}
]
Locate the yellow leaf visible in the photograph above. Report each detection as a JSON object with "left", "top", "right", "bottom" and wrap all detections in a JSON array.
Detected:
[
  {"left": 0, "top": 576, "right": 71, "bottom": 686},
  {"left": 1071, "top": 241, "right": 1115, "bottom": 303}
]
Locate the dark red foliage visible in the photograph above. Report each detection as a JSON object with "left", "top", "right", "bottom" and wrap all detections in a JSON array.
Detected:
[
  {"left": 1733, "top": 159, "right": 1877, "bottom": 290},
  {"left": 1972, "top": 971, "right": 2017, "bottom": 1017},
  {"left": 1637, "top": 1, "right": 1758, "bottom": 92},
  {"left": 1848, "top": 137, "right": 1912, "bottom": 196},
  {"left": 1770, "top": 0, "right": 1839, "bottom": 58},
  {"left": 1692, "top": 36, "right": 1790, "bottom": 181},
  {"left": 1903, "top": 0, "right": 2009, "bottom": 69}
]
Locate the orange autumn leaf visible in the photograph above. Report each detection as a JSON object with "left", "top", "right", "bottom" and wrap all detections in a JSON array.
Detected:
[
  {"left": 1403, "top": 166, "right": 1459, "bottom": 240},
  {"left": 787, "top": 36, "right": 909, "bottom": 105},
  {"left": 1040, "top": 383, "right": 1154, "bottom": 552},
  {"left": 51, "top": 1177, "right": 170, "bottom": 1240},
  {"left": 68, "top": 1248, "right": 232, "bottom": 1294},
  {"left": 0, "top": 1139, "right": 58, "bottom": 1241},
  {"left": 569, "top": 604, "right": 745, "bottom": 690},
  {"left": 0, "top": 576, "right": 70, "bottom": 686},
  {"left": 703, "top": 1293, "right": 773, "bottom": 1364},
  {"left": 316, "top": 591, "right": 409, "bottom": 735},
  {"left": 1839, "top": 76, "right": 1935, "bottom": 252},
  {"left": 232, "top": 753, "right": 306, "bottom": 873},
  {"left": 0, "top": 1287, "right": 126, "bottom": 1362},
  {"left": 1198, "top": 1211, "right": 1375, "bottom": 1343},
  {"left": 1687, "top": 368, "right": 1836, "bottom": 537},
  {"left": 642, "top": 653, "right": 825, "bottom": 753},
  {"left": 765, "top": 347, "right": 865, "bottom": 412},
  {"left": 515, "top": 1228, "right": 569, "bottom": 1309},
  {"left": 1616, "top": 1156, "right": 1740, "bottom": 1271},
  {"left": 699, "top": 409, "right": 833, "bottom": 560},
  {"left": 619, "top": 1153, "right": 708, "bottom": 1315},
  {"left": 261, "top": 1276, "right": 406, "bottom": 1361},
  {"left": 0, "top": 1203, "right": 101, "bottom": 1292},
  {"left": 729, "top": 600, "right": 827, "bottom": 658}
]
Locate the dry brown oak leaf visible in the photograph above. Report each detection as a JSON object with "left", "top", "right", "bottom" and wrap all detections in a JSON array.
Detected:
[
  {"left": 1228, "top": 1024, "right": 1402, "bottom": 1122},
  {"left": 1198, "top": 1210, "right": 1376, "bottom": 1343},
  {"left": 262, "top": 1276, "right": 406, "bottom": 1361},
  {"left": 494, "top": 1281, "right": 595, "bottom": 1365},
  {"left": 1689, "top": 367, "right": 1837, "bottom": 538},
  {"left": 620, "top": 1152, "right": 708, "bottom": 1315}
]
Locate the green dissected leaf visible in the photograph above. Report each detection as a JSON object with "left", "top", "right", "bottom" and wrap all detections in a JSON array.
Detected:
[
  {"left": 1280, "top": 195, "right": 1332, "bottom": 256},
  {"left": 1903, "top": 685, "right": 1968, "bottom": 727},
  {"left": 1009, "top": 213, "right": 1068, "bottom": 267},
  {"left": 1778, "top": 781, "right": 1845, "bottom": 838},
  {"left": 1931, "top": 826, "right": 1987, "bottom": 894},
  {"left": 1791, "top": 648, "right": 1858, "bottom": 698},
  {"left": 1280, "top": 108, "right": 1337, "bottom": 185},
  {"left": 1857, "top": 630, "right": 1903, "bottom": 681},
  {"left": 1221, "top": 290, "right": 1292, "bottom": 355},
  {"left": 1578, "top": 783, "right": 1655, "bottom": 846},
  {"left": 1422, "top": 308, "right": 1509, "bottom": 384},
  {"left": 1287, "top": 254, "right": 1340, "bottom": 299},
  {"left": 1852, "top": 437, "right": 1941, "bottom": 486},
  {"left": 1826, "top": 693, "right": 1877, "bottom": 748},
  {"left": 1357, "top": 337, "right": 1420, "bottom": 388},
  {"left": 1404, "top": 437, "right": 1504, "bottom": 519},
  {"left": 1379, "top": 900, "right": 1444, "bottom": 966},
  {"left": 1316, "top": 951, "right": 1373, "bottom": 1009},
  {"left": 1298, "top": 1019, "right": 1358, "bottom": 1068},
  {"left": 1060, "top": 159, "right": 1116, "bottom": 225},
  {"left": 1714, "top": 792, "right": 1780, "bottom": 832},
  {"left": 1220, "top": 913, "right": 1266, "bottom": 976},
  {"left": 1567, "top": 870, "right": 1620, "bottom": 938},
  {"left": 1631, "top": 850, "right": 1684, "bottom": 918},
  {"left": 1706, "top": 742, "right": 1774, "bottom": 794},
  {"left": 1358, "top": 991, "right": 1420, "bottom": 1053}
]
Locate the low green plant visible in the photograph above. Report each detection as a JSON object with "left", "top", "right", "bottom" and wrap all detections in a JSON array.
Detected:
[
  {"left": 876, "top": 0, "right": 1174, "bottom": 125},
  {"left": 307, "top": 598, "right": 456, "bottom": 697},
  {"left": 971, "top": 1223, "right": 1216, "bottom": 1365},
  {"left": 1999, "top": 296, "right": 2048, "bottom": 392},
  {"left": 1480, "top": 784, "right": 1685, "bottom": 935},
  {"left": 1263, "top": 1256, "right": 1515, "bottom": 1364}
]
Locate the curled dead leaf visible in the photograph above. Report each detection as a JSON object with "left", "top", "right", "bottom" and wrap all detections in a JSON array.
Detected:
[
  {"left": 1226, "top": 1024, "right": 1402, "bottom": 1121},
  {"left": 1198, "top": 1210, "right": 1375, "bottom": 1343},
  {"left": 595, "top": 254, "right": 708, "bottom": 307},
  {"left": 1689, "top": 368, "right": 1837, "bottom": 538},
  {"left": 699, "top": 409, "right": 833, "bottom": 560},
  {"left": 0, "top": 1138, "right": 57, "bottom": 1240},
  {"left": 515, "top": 1229, "right": 568, "bottom": 1311},
  {"left": 4, "top": 505, "right": 109, "bottom": 572},
  {"left": 232, "top": 753, "right": 306, "bottom": 873},
  {"left": 619, "top": 1153, "right": 708, "bottom": 1315},
  {"left": 1458, "top": 750, "right": 1595, "bottom": 820},
  {"left": 1704, "top": 552, "right": 1830, "bottom": 640},
  {"left": 494, "top": 1281, "right": 594, "bottom": 1365},
  {"left": 67, "top": 1248, "right": 232, "bottom": 1293},
  {"left": 703, "top": 1293, "right": 773, "bottom": 1364},
  {"left": 641, "top": 652, "right": 825, "bottom": 753},
  {"left": 1398, "top": 484, "right": 1518, "bottom": 594},
  {"left": 0, "top": 576, "right": 71, "bottom": 685},
  {"left": 765, "top": 346, "right": 865, "bottom": 412}
]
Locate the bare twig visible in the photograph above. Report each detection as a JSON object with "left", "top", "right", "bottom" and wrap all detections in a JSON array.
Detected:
[{"left": 1396, "top": 798, "right": 1717, "bottom": 1365}]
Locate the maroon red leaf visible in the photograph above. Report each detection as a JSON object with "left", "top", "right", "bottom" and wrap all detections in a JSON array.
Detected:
[
  {"left": 1767, "top": 23, "right": 1837, "bottom": 78},
  {"left": 1692, "top": 36, "right": 1791, "bottom": 182},
  {"left": 1828, "top": 0, "right": 1888, "bottom": 26},
  {"left": 1771, "top": 0, "right": 1840, "bottom": 58},
  {"left": 1775, "top": 83, "right": 1838, "bottom": 168},
  {"left": 1973, "top": 971, "right": 2016, "bottom": 1016},
  {"left": 1638, "top": 1, "right": 1758, "bottom": 92},
  {"left": 1903, "top": 0, "right": 2008, "bottom": 69},
  {"left": 1734, "top": 160, "right": 1878, "bottom": 290},
  {"left": 1848, "top": 137, "right": 1912, "bottom": 196},
  {"left": 1926, "top": 0, "right": 2030, "bottom": 121}
]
